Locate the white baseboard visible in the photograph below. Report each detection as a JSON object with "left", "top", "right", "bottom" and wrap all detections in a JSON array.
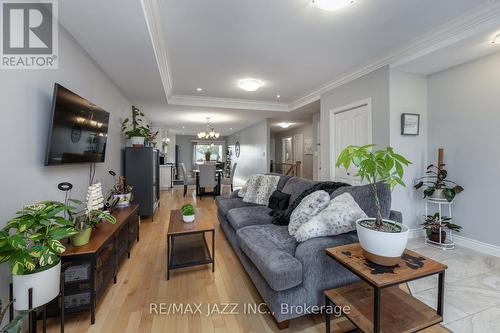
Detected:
[{"left": 407, "top": 228, "right": 500, "bottom": 258}]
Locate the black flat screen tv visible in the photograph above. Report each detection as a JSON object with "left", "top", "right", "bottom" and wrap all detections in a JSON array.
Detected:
[{"left": 45, "top": 84, "right": 110, "bottom": 165}]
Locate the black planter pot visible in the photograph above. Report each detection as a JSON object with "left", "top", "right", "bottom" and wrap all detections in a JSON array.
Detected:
[{"left": 428, "top": 230, "right": 447, "bottom": 243}]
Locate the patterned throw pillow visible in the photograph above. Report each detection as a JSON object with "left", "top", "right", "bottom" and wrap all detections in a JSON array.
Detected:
[
  {"left": 294, "top": 193, "right": 367, "bottom": 242},
  {"left": 238, "top": 180, "right": 248, "bottom": 198},
  {"left": 288, "top": 190, "right": 330, "bottom": 236},
  {"left": 242, "top": 175, "right": 280, "bottom": 205}
]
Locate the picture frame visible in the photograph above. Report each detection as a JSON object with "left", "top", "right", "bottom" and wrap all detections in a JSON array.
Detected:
[{"left": 401, "top": 113, "right": 420, "bottom": 136}]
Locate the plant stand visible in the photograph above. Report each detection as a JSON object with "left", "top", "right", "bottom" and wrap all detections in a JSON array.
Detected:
[
  {"left": 9, "top": 268, "right": 66, "bottom": 333},
  {"left": 425, "top": 199, "right": 455, "bottom": 250}
]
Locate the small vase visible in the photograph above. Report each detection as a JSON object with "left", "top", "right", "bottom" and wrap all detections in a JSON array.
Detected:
[
  {"left": 71, "top": 228, "right": 92, "bottom": 246},
  {"left": 113, "top": 193, "right": 132, "bottom": 208},
  {"left": 182, "top": 214, "right": 195, "bottom": 223}
]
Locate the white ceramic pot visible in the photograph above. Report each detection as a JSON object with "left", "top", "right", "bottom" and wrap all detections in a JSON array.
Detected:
[
  {"left": 182, "top": 214, "right": 195, "bottom": 223},
  {"left": 13, "top": 261, "right": 61, "bottom": 310},
  {"left": 113, "top": 193, "right": 132, "bottom": 208},
  {"left": 356, "top": 218, "right": 409, "bottom": 266},
  {"left": 130, "top": 136, "right": 145, "bottom": 147},
  {"left": 430, "top": 189, "right": 446, "bottom": 201}
]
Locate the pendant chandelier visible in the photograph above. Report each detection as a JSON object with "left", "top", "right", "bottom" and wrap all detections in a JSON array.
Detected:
[{"left": 197, "top": 117, "right": 220, "bottom": 140}]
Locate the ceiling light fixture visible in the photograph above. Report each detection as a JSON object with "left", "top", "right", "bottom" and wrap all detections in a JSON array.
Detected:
[
  {"left": 276, "top": 94, "right": 281, "bottom": 99},
  {"left": 196, "top": 88, "right": 203, "bottom": 91},
  {"left": 238, "top": 79, "right": 263, "bottom": 92},
  {"left": 492, "top": 34, "right": 500, "bottom": 45},
  {"left": 312, "top": 0, "right": 354, "bottom": 11},
  {"left": 279, "top": 123, "right": 291, "bottom": 129},
  {"left": 198, "top": 117, "right": 220, "bottom": 140}
]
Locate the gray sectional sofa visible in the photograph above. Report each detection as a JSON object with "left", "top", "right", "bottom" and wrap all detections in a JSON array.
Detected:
[{"left": 216, "top": 175, "right": 402, "bottom": 327}]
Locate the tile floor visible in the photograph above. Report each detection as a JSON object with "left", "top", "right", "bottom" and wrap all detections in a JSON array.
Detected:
[{"left": 407, "top": 238, "right": 500, "bottom": 332}]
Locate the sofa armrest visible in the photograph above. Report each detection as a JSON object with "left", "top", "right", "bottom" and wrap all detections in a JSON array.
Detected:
[
  {"left": 229, "top": 189, "right": 240, "bottom": 198},
  {"left": 294, "top": 233, "right": 359, "bottom": 304},
  {"left": 389, "top": 210, "right": 403, "bottom": 223}
]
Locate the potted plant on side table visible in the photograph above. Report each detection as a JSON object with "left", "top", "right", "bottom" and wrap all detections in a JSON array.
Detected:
[
  {"left": 181, "top": 204, "right": 195, "bottom": 223},
  {"left": 422, "top": 213, "right": 462, "bottom": 243},
  {"left": 0, "top": 201, "right": 77, "bottom": 310},
  {"left": 336, "top": 145, "right": 411, "bottom": 266},
  {"left": 121, "top": 105, "right": 151, "bottom": 147}
]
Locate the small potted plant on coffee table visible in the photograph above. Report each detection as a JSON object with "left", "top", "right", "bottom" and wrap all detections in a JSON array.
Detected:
[
  {"left": 422, "top": 213, "right": 462, "bottom": 243},
  {"left": 181, "top": 204, "right": 196, "bottom": 223},
  {"left": 336, "top": 145, "right": 411, "bottom": 266}
]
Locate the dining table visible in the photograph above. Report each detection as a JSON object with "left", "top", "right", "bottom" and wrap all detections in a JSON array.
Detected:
[{"left": 192, "top": 169, "right": 224, "bottom": 196}]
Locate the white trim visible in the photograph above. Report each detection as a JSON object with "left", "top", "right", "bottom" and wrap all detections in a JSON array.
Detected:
[
  {"left": 168, "top": 94, "right": 289, "bottom": 112},
  {"left": 407, "top": 228, "right": 500, "bottom": 258},
  {"left": 329, "top": 98, "right": 372, "bottom": 181},
  {"left": 140, "top": 1, "right": 500, "bottom": 112}
]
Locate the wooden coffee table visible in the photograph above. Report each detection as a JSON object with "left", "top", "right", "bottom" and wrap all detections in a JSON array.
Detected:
[
  {"left": 166, "top": 208, "right": 215, "bottom": 280},
  {"left": 324, "top": 243, "right": 447, "bottom": 333}
]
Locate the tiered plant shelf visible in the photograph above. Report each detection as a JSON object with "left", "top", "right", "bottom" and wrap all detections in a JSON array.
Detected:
[{"left": 425, "top": 198, "right": 455, "bottom": 250}]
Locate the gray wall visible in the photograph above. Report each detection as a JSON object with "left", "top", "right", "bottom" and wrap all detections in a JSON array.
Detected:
[
  {"left": 0, "top": 26, "right": 130, "bottom": 319},
  {"left": 320, "top": 66, "right": 390, "bottom": 180},
  {"left": 175, "top": 135, "right": 227, "bottom": 171},
  {"left": 312, "top": 112, "right": 320, "bottom": 180},
  {"left": 389, "top": 70, "right": 428, "bottom": 230},
  {"left": 274, "top": 122, "right": 314, "bottom": 180},
  {"left": 427, "top": 51, "right": 500, "bottom": 246},
  {"left": 227, "top": 120, "right": 270, "bottom": 186}
]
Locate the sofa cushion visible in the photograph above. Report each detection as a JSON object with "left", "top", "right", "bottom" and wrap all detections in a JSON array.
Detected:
[
  {"left": 215, "top": 196, "right": 259, "bottom": 219},
  {"left": 331, "top": 182, "right": 392, "bottom": 219},
  {"left": 295, "top": 193, "right": 367, "bottom": 242},
  {"left": 227, "top": 206, "right": 273, "bottom": 230},
  {"left": 288, "top": 190, "right": 330, "bottom": 236},
  {"left": 243, "top": 174, "right": 280, "bottom": 205},
  {"left": 237, "top": 225, "right": 301, "bottom": 291},
  {"left": 281, "top": 177, "right": 316, "bottom": 204}
]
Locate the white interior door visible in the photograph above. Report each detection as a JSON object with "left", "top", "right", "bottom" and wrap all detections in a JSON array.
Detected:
[
  {"left": 282, "top": 137, "right": 292, "bottom": 163},
  {"left": 330, "top": 100, "right": 372, "bottom": 184},
  {"left": 293, "top": 134, "right": 304, "bottom": 177}
]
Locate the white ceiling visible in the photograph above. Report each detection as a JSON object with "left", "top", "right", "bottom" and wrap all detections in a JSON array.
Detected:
[{"left": 58, "top": 0, "right": 500, "bottom": 135}]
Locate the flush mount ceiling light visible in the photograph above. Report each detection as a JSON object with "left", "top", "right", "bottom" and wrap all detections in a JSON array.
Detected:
[
  {"left": 312, "top": 0, "right": 354, "bottom": 11},
  {"left": 279, "top": 122, "right": 291, "bottom": 129},
  {"left": 196, "top": 87, "right": 203, "bottom": 91},
  {"left": 492, "top": 33, "right": 500, "bottom": 45},
  {"left": 238, "top": 79, "right": 263, "bottom": 92}
]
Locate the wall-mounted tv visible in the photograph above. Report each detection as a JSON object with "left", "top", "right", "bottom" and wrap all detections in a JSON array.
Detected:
[{"left": 45, "top": 84, "right": 110, "bottom": 166}]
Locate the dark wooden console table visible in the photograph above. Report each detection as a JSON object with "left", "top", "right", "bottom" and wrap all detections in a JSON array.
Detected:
[{"left": 46, "top": 205, "right": 139, "bottom": 324}]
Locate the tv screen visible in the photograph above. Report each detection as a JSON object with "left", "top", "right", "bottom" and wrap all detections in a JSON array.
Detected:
[{"left": 45, "top": 84, "right": 110, "bottom": 166}]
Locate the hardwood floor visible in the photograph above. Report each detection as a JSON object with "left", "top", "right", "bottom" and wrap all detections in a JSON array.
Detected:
[{"left": 44, "top": 188, "right": 449, "bottom": 333}]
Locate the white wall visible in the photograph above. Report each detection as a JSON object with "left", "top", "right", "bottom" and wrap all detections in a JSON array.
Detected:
[
  {"left": 227, "top": 120, "right": 269, "bottom": 186},
  {"left": 0, "top": 26, "right": 130, "bottom": 315},
  {"left": 389, "top": 70, "right": 428, "bottom": 230},
  {"left": 320, "top": 66, "right": 391, "bottom": 180},
  {"left": 312, "top": 112, "right": 320, "bottom": 180},
  {"left": 427, "top": 51, "right": 500, "bottom": 247}
]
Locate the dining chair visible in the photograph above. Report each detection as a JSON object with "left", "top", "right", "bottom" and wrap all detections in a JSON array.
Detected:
[
  {"left": 179, "top": 162, "right": 196, "bottom": 197},
  {"left": 221, "top": 162, "right": 237, "bottom": 192},
  {"left": 198, "top": 164, "right": 217, "bottom": 199}
]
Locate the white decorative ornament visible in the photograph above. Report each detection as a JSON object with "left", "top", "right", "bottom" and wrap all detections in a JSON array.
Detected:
[{"left": 86, "top": 183, "right": 104, "bottom": 210}]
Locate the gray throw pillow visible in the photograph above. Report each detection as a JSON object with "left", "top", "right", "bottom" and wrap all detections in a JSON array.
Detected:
[
  {"left": 295, "top": 193, "right": 367, "bottom": 242},
  {"left": 243, "top": 175, "right": 280, "bottom": 205},
  {"left": 288, "top": 190, "right": 330, "bottom": 236}
]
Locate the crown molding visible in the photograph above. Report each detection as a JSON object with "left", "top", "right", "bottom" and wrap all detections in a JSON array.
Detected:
[
  {"left": 143, "top": 1, "right": 500, "bottom": 112},
  {"left": 141, "top": 0, "right": 173, "bottom": 98},
  {"left": 169, "top": 94, "right": 290, "bottom": 112}
]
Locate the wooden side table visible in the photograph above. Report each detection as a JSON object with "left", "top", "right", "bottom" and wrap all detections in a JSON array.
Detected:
[
  {"left": 324, "top": 243, "right": 447, "bottom": 333},
  {"left": 167, "top": 208, "right": 215, "bottom": 280}
]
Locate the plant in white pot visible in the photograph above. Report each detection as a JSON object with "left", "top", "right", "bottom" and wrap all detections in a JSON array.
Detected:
[
  {"left": 121, "top": 105, "right": 151, "bottom": 147},
  {"left": 181, "top": 204, "right": 195, "bottom": 223},
  {"left": 0, "top": 201, "right": 78, "bottom": 310},
  {"left": 107, "top": 171, "right": 133, "bottom": 208},
  {"left": 336, "top": 145, "right": 411, "bottom": 266}
]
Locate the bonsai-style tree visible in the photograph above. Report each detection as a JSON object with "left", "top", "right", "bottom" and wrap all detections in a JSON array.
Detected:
[{"left": 336, "top": 145, "right": 411, "bottom": 229}]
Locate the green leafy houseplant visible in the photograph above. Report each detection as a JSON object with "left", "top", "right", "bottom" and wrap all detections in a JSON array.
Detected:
[
  {"left": 414, "top": 163, "right": 464, "bottom": 202},
  {"left": 71, "top": 200, "right": 117, "bottom": 246},
  {"left": 421, "top": 213, "right": 462, "bottom": 243},
  {"left": 204, "top": 150, "right": 211, "bottom": 162},
  {"left": 336, "top": 145, "right": 411, "bottom": 231},
  {"left": 0, "top": 201, "right": 77, "bottom": 275},
  {"left": 0, "top": 299, "right": 30, "bottom": 333},
  {"left": 121, "top": 105, "right": 151, "bottom": 139},
  {"left": 181, "top": 204, "right": 195, "bottom": 217}
]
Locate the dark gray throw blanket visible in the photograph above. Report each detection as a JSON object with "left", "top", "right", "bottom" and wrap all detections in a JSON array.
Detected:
[{"left": 271, "top": 182, "right": 351, "bottom": 226}]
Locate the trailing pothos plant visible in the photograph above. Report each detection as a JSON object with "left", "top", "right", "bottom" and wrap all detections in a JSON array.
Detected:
[
  {"left": 1, "top": 299, "right": 30, "bottom": 333},
  {"left": 414, "top": 163, "right": 464, "bottom": 202},
  {"left": 336, "top": 145, "right": 411, "bottom": 230},
  {"left": 0, "top": 201, "right": 78, "bottom": 275},
  {"left": 121, "top": 105, "right": 151, "bottom": 139}
]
